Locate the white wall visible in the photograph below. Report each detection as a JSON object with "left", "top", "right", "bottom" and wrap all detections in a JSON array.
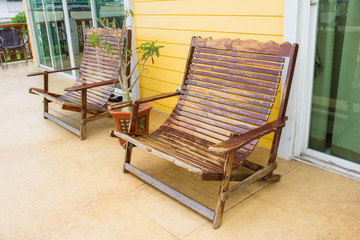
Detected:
[{"left": 0, "top": 0, "right": 24, "bottom": 22}]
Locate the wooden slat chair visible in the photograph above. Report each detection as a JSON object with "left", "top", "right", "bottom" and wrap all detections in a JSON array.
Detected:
[
  {"left": 110, "top": 37, "right": 298, "bottom": 228},
  {"left": 28, "top": 28, "right": 131, "bottom": 140}
]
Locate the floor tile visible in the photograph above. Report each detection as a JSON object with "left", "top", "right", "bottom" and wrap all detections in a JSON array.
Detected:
[
  {"left": 183, "top": 196, "right": 343, "bottom": 240},
  {"left": 252, "top": 164, "right": 360, "bottom": 239}
]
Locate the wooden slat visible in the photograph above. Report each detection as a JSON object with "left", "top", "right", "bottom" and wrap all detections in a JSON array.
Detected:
[
  {"left": 171, "top": 109, "right": 247, "bottom": 135},
  {"left": 81, "top": 61, "right": 118, "bottom": 73},
  {"left": 163, "top": 116, "right": 255, "bottom": 156},
  {"left": 192, "top": 58, "right": 281, "bottom": 76},
  {"left": 185, "top": 80, "right": 275, "bottom": 104},
  {"left": 194, "top": 47, "right": 285, "bottom": 63},
  {"left": 154, "top": 130, "right": 247, "bottom": 171},
  {"left": 182, "top": 91, "right": 269, "bottom": 120},
  {"left": 139, "top": 135, "right": 223, "bottom": 173},
  {"left": 163, "top": 118, "right": 255, "bottom": 153},
  {"left": 67, "top": 88, "right": 110, "bottom": 102},
  {"left": 153, "top": 134, "right": 226, "bottom": 169},
  {"left": 183, "top": 85, "right": 271, "bottom": 114},
  {"left": 176, "top": 104, "right": 256, "bottom": 131},
  {"left": 192, "top": 38, "right": 293, "bottom": 57},
  {"left": 188, "top": 67, "right": 279, "bottom": 89},
  {"left": 60, "top": 92, "right": 104, "bottom": 110},
  {"left": 179, "top": 94, "right": 267, "bottom": 123},
  {"left": 177, "top": 99, "right": 265, "bottom": 127},
  {"left": 192, "top": 52, "right": 283, "bottom": 69},
  {"left": 189, "top": 64, "right": 280, "bottom": 83},
  {"left": 188, "top": 74, "right": 277, "bottom": 96}
]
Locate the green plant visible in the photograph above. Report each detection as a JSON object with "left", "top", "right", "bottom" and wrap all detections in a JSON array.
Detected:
[
  {"left": 87, "top": 10, "right": 163, "bottom": 111},
  {"left": 11, "top": 12, "right": 26, "bottom": 23}
]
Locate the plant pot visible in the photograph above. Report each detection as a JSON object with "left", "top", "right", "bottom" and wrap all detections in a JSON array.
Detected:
[{"left": 108, "top": 102, "right": 152, "bottom": 144}]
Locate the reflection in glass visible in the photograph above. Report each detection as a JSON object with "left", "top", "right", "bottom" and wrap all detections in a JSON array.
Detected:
[
  {"left": 29, "top": 0, "right": 52, "bottom": 67},
  {"left": 309, "top": 0, "right": 360, "bottom": 164},
  {"left": 96, "top": 0, "right": 125, "bottom": 28},
  {"left": 66, "top": 0, "right": 92, "bottom": 67},
  {"left": 43, "top": 0, "right": 71, "bottom": 70}
]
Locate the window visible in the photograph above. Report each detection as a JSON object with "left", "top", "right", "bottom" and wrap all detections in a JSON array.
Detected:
[{"left": 7, "top": 0, "right": 24, "bottom": 13}]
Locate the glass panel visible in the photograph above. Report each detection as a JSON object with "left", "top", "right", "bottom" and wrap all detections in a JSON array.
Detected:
[
  {"left": 95, "top": 0, "right": 124, "bottom": 88},
  {"left": 43, "top": 0, "right": 72, "bottom": 70},
  {"left": 95, "top": 0, "right": 125, "bottom": 28},
  {"left": 29, "top": 0, "right": 52, "bottom": 67},
  {"left": 66, "top": 0, "right": 92, "bottom": 67},
  {"left": 309, "top": 0, "right": 360, "bottom": 164}
]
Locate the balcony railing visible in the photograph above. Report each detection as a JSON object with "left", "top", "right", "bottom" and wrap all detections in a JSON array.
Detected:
[{"left": 0, "top": 23, "right": 33, "bottom": 63}]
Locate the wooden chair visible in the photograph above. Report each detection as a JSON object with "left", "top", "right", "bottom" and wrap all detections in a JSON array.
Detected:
[
  {"left": 28, "top": 28, "right": 131, "bottom": 140},
  {"left": 110, "top": 37, "right": 298, "bottom": 228}
]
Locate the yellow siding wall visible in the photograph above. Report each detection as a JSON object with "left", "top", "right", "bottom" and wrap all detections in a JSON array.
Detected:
[{"left": 133, "top": 0, "right": 284, "bottom": 149}]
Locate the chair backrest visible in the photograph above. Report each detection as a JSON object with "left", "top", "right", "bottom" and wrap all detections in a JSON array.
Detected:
[
  {"left": 0, "top": 29, "right": 28, "bottom": 48},
  {"left": 167, "top": 37, "right": 298, "bottom": 160},
  {"left": 67, "top": 28, "right": 130, "bottom": 112}
]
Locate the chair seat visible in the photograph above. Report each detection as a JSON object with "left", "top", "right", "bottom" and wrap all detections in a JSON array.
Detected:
[
  {"left": 122, "top": 127, "right": 253, "bottom": 180},
  {"left": 29, "top": 87, "right": 106, "bottom": 114},
  {"left": 59, "top": 90, "right": 110, "bottom": 112}
]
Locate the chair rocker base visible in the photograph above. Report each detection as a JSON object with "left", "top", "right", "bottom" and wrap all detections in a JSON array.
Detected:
[
  {"left": 44, "top": 109, "right": 111, "bottom": 140},
  {"left": 123, "top": 158, "right": 280, "bottom": 229},
  {"left": 44, "top": 112, "right": 81, "bottom": 137}
]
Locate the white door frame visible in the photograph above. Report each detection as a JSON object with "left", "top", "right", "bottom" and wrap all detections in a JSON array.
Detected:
[{"left": 283, "top": 0, "right": 360, "bottom": 180}]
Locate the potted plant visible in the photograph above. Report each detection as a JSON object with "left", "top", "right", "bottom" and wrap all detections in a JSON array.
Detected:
[{"left": 88, "top": 10, "right": 163, "bottom": 144}]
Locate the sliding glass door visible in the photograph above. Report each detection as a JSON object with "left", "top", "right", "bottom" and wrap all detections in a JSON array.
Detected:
[
  {"left": 27, "top": 0, "right": 124, "bottom": 77},
  {"left": 309, "top": 0, "right": 360, "bottom": 165}
]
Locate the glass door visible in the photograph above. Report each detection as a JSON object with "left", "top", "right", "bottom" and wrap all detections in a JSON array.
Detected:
[
  {"left": 65, "top": 0, "right": 92, "bottom": 67},
  {"left": 308, "top": 0, "right": 360, "bottom": 165},
  {"left": 95, "top": 0, "right": 125, "bottom": 28},
  {"left": 29, "top": 0, "right": 72, "bottom": 70},
  {"left": 28, "top": 0, "right": 125, "bottom": 76},
  {"left": 44, "top": 0, "right": 72, "bottom": 70},
  {"left": 29, "top": 0, "right": 52, "bottom": 68}
]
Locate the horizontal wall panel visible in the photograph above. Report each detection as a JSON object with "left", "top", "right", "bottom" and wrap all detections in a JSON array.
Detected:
[
  {"left": 133, "top": 0, "right": 284, "bottom": 16},
  {"left": 137, "top": 40, "right": 190, "bottom": 59},
  {"left": 136, "top": 55, "right": 187, "bottom": 73},
  {"left": 140, "top": 88, "right": 177, "bottom": 114},
  {"left": 134, "top": 15, "right": 283, "bottom": 36},
  {"left": 139, "top": 66, "right": 184, "bottom": 85},
  {"left": 140, "top": 76, "right": 180, "bottom": 93},
  {"left": 258, "top": 135, "right": 274, "bottom": 149}
]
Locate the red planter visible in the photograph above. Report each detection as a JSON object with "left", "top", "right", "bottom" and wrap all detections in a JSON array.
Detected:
[{"left": 108, "top": 102, "right": 152, "bottom": 144}]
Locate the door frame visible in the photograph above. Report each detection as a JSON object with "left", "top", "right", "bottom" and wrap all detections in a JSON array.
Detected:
[{"left": 283, "top": 0, "right": 360, "bottom": 180}]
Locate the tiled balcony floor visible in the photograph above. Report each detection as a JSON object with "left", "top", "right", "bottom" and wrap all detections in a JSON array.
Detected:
[{"left": 0, "top": 62, "right": 359, "bottom": 240}]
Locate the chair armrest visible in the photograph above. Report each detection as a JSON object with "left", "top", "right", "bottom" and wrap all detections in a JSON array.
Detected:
[
  {"left": 108, "top": 91, "right": 180, "bottom": 111},
  {"left": 65, "top": 79, "right": 118, "bottom": 91},
  {"left": 209, "top": 117, "right": 288, "bottom": 154},
  {"left": 27, "top": 67, "right": 80, "bottom": 77}
]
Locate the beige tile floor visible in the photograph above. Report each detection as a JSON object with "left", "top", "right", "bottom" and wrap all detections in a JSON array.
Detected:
[{"left": 0, "top": 62, "right": 359, "bottom": 240}]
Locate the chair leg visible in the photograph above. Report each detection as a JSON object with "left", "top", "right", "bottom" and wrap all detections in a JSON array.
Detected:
[
  {"left": 43, "top": 98, "right": 49, "bottom": 119},
  {"left": 80, "top": 89, "right": 87, "bottom": 140},
  {"left": 213, "top": 151, "right": 235, "bottom": 229},
  {"left": 265, "top": 129, "right": 282, "bottom": 181},
  {"left": 3, "top": 51, "right": 8, "bottom": 68},
  {"left": 24, "top": 46, "right": 28, "bottom": 65},
  {"left": 123, "top": 142, "right": 133, "bottom": 173},
  {"left": 43, "top": 72, "right": 49, "bottom": 119}
]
